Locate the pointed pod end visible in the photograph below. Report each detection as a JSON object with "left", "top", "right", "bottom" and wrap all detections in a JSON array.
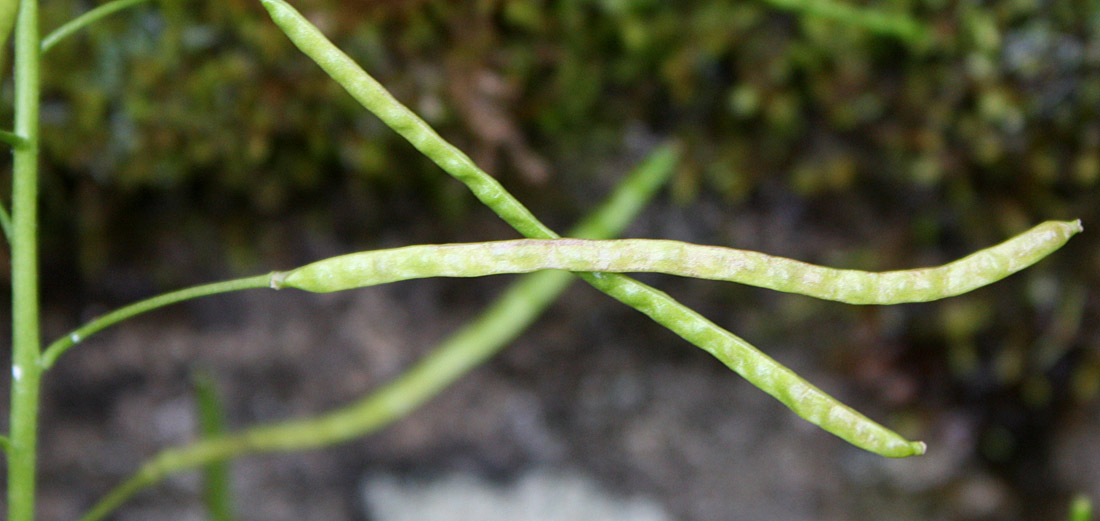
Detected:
[
  {"left": 1041, "top": 219, "right": 1083, "bottom": 240},
  {"left": 1051, "top": 219, "right": 1084, "bottom": 243},
  {"left": 881, "top": 439, "right": 928, "bottom": 458}
]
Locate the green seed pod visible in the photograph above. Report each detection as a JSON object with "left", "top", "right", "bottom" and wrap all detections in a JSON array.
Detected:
[
  {"left": 275, "top": 220, "right": 1080, "bottom": 305},
  {"left": 256, "top": 0, "right": 1071, "bottom": 458}
]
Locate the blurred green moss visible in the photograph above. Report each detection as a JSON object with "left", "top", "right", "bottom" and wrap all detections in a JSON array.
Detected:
[{"left": 34, "top": 0, "right": 1096, "bottom": 203}]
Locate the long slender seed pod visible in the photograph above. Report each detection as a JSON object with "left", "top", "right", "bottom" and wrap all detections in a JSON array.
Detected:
[
  {"left": 259, "top": 0, "right": 552, "bottom": 240},
  {"left": 275, "top": 220, "right": 1081, "bottom": 305},
  {"left": 258, "top": 0, "right": 928, "bottom": 457}
]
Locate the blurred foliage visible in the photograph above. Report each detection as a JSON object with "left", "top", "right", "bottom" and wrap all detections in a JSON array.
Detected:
[
  {"left": 27, "top": 0, "right": 1098, "bottom": 226},
  {"left": 12, "top": 0, "right": 1100, "bottom": 507}
]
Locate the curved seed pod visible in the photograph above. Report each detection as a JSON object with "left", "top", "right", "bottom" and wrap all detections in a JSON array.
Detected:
[{"left": 275, "top": 220, "right": 1080, "bottom": 305}]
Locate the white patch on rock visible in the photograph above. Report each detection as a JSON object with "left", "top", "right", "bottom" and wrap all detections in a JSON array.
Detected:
[{"left": 362, "top": 469, "right": 672, "bottom": 521}]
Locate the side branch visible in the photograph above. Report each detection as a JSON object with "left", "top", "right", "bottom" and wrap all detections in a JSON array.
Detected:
[
  {"left": 40, "top": 274, "right": 274, "bottom": 370},
  {"left": 40, "top": 0, "right": 152, "bottom": 53}
]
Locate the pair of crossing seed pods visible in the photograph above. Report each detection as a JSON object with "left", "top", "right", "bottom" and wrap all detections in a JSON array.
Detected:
[
  {"left": 260, "top": 0, "right": 1080, "bottom": 458},
  {"left": 270, "top": 218, "right": 1080, "bottom": 458}
]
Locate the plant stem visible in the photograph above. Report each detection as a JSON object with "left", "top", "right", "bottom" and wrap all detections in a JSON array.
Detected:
[
  {"left": 192, "top": 372, "right": 236, "bottom": 521},
  {"left": 39, "top": 0, "right": 151, "bottom": 54},
  {"left": 7, "top": 0, "right": 40, "bottom": 518},
  {"left": 0, "top": 128, "right": 29, "bottom": 148},
  {"left": 40, "top": 274, "right": 274, "bottom": 370}
]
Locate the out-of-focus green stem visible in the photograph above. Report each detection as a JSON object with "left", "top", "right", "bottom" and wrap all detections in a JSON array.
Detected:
[
  {"left": 761, "top": 0, "right": 931, "bottom": 45},
  {"left": 76, "top": 143, "right": 678, "bottom": 521},
  {"left": 0, "top": 0, "right": 18, "bottom": 83},
  {"left": 40, "top": 0, "right": 152, "bottom": 54},
  {"left": 1068, "top": 494, "right": 1092, "bottom": 521},
  {"left": 0, "top": 0, "right": 12, "bottom": 41},
  {"left": 192, "top": 372, "right": 236, "bottom": 521},
  {"left": 7, "top": 0, "right": 41, "bottom": 518},
  {"left": 40, "top": 274, "right": 274, "bottom": 370}
]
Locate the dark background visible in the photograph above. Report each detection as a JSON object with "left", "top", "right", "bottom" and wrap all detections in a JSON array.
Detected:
[{"left": 1, "top": 0, "right": 1098, "bottom": 519}]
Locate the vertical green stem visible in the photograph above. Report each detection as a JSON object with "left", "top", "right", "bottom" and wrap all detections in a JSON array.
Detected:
[
  {"left": 7, "top": 0, "right": 40, "bottom": 517},
  {"left": 192, "top": 372, "right": 235, "bottom": 521}
]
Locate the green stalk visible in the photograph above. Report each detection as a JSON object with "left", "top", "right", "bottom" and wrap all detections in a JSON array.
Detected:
[
  {"left": 7, "top": 0, "right": 41, "bottom": 519},
  {"left": 40, "top": 274, "right": 273, "bottom": 370},
  {"left": 192, "top": 372, "right": 236, "bottom": 521},
  {"left": 39, "top": 0, "right": 152, "bottom": 54}
]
